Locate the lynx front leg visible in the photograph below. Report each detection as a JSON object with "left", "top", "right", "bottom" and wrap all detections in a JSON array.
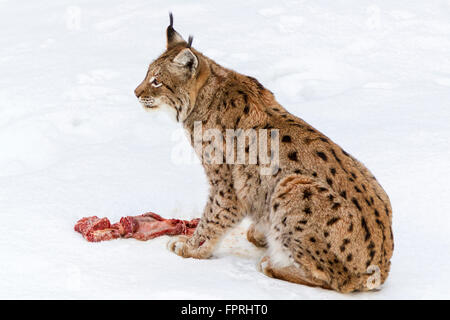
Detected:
[
  {"left": 168, "top": 193, "right": 242, "bottom": 259},
  {"left": 168, "top": 167, "right": 243, "bottom": 259}
]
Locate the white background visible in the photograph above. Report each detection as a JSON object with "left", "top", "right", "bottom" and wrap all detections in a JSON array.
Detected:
[{"left": 1, "top": 0, "right": 449, "bottom": 299}]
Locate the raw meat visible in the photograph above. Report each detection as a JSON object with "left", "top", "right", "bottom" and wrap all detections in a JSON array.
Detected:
[{"left": 74, "top": 212, "right": 199, "bottom": 242}]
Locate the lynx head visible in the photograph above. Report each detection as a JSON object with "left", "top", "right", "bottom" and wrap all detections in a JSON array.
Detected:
[{"left": 134, "top": 13, "right": 207, "bottom": 122}]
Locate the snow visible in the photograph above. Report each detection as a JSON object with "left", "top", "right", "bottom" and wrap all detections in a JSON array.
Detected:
[{"left": 1, "top": 0, "right": 450, "bottom": 299}]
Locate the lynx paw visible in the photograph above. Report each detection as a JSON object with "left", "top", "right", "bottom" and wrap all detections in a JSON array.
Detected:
[
  {"left": 258, "top": 255, "right": 273, "bottom": 277},
  {"left": 167, "top": 236, "right": 212, "bottom": 259},
  {"left": 167, "top": 235, "right": 189, "bottom": 256},
  {"left": 247, "top": 223, "right": 267, "bottom": 248}
]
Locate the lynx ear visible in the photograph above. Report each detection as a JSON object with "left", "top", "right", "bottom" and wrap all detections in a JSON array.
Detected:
[
  {"left": 173, "top": 48, "right": 198, "bottom": 70},
  {"left": 166, "top": 13, "right": 186, "bottom": 49}
]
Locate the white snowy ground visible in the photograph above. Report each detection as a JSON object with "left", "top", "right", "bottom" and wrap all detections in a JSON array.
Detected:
[{"left": 1, "top": 0, "right": 450, "bottom": 299}]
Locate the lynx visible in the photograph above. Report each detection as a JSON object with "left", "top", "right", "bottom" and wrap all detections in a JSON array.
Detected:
[{"left": 134, "top": 14, "right": 393, "bottom": 293}]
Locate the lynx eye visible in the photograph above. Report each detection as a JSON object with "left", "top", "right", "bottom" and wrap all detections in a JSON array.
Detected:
[{"left": 149, "top": 76, "right": 162, "bottom": 88}]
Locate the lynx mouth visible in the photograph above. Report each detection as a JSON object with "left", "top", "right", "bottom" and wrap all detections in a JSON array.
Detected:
[
  {"left": 139, "top": 97, "right": 157, "bottom": 109},
  {"left": 143, "top": 104, "right": 158, "bottom": 109}
]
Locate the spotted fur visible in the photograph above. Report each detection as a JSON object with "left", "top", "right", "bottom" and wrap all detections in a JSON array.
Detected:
[{"left": 135, "top": 15, "right": 393, "bottom": 293}]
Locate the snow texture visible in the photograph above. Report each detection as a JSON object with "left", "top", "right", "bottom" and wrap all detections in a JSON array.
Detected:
[{"left": 1, "top": 0, "right": 450, "bottom": 299}]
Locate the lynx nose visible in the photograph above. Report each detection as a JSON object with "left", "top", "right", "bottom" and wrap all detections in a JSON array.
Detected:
[{"left": 134, "top": 86, "right": 145, "bottom": 98}]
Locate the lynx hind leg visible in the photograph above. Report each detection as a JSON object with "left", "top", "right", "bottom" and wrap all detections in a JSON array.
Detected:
[
  {"left": 268, "top": 174, "right": 379, "bottom": 293},
  {"left": 258, "top": 255, "right": 332, "bottom": 290},
  {"left": 247, "top": 223, "right": 267, "bottom": 248}
]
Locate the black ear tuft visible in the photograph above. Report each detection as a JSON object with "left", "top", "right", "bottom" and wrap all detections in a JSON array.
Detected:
[
  {"left": 187, "top": 35, "right": 193, "bottom": 48},
  {"left": 167, "top": 12, "right": 175, "bottom": 40},
  {"left": 166, "top": 12, "right": 186, "bottom": 49},
  {"left": 169, "top": 12, "right": 173, "bottom": 27}
]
